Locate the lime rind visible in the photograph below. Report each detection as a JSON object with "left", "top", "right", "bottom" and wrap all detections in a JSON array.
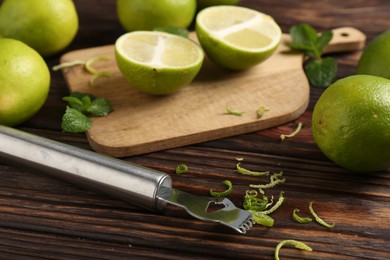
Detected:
[
  {"left": 196, "top": 24, "right": 279, "bottom": 70},
  {"left": 201, "top": 9, "right": 281, "bottom": 51},
  {"left": 195, "top": 6, "right": 281, "bottom": 70}
]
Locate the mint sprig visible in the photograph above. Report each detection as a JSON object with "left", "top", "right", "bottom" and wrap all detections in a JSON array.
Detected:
[
  {"left": 289, "top": 23, "right": 337, "bottom": 88},
  {"left": 61, "top": 92, "right": 112, "bottom": 133}
]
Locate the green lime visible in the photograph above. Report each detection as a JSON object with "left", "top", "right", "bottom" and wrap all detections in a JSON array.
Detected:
[
  {"left": 0, "top": 0, "right": 78, "bottom": 57},
  {"left": 312, "top": 75, "right": 390, "bottom": 173},
  {"left": 357, "top": 30, "right": 390, "bottom": 79},
  {"left": 115, "top": 31, "right": 204, "bottom": 95},
  {"left": 195, "top": 6, "right": 281, "bottom": 70},
  {"left": 0, "top": 38, "right": 50, "bottom": 126},
  {"left": 117, "top": 0, "right": 196, "bottom": 32}
]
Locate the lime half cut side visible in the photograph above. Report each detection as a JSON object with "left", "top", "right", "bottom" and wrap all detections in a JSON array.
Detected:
[
  {"left": 115, "top": 31, "right": 204, "bottom": 95},
  {"left": 196, "top": 6, "right": 282, "bottom": 70}
]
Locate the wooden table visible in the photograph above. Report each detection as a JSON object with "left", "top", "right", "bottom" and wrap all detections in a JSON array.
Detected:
[{"left": 1, "top": 1, "right": 389, "bottom": 259}]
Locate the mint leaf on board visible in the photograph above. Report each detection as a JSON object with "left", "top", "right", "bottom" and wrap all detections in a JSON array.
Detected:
[
  {"left": 69, "top": 92, "right": 94, "bottom": 101},
  {"left": 81, "top": 95, "right": 92, "bottom": 109},
  {"left": 61, "top": 92, "right": 112, "bottom": 133},
  {"left": 86, "top": 98, "right": 112, "bottom": 116},
  {"left": 62, "top": 96, "right": 85, "bottom": 112},
  {"left": 304, "top": 57, "right": 338, "bottom": 88},
  {"left": 61, "top": 106, "right": 92, "bottom": 133}
]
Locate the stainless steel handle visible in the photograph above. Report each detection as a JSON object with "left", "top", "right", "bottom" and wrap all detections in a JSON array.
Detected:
[{"left": 0, "top": 125, "right": 172, "bottom": 210}]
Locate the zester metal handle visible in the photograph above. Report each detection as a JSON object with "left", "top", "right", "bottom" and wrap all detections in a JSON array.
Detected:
[{"left": 0, "top": 125, "right": 172, "bottom": 210}]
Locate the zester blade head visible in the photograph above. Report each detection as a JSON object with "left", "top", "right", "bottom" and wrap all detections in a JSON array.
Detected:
[{"left": 157, "top": 187, "right": 254, "bottom": 234}]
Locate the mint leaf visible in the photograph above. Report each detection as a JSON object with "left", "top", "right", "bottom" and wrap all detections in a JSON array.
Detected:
[
  {"left": 86, "top": 98, "right": 112, "bottom": 116},
  {"left": 289, "top": 24, "right": 333, "bottom": 59},
  {"left": 315, "top": 30, "right": 333, "bottom": 55},
  {"left": 62, "top": 96, "right": 85, "bottom": 112},
  {"left": 153, "top": 26, "right": 189, "bottom": 38},
  {"left": 81, "top": 95, "right": 92, "bottom": 110},
  {"left": 69, "top": 92, "right": 94, "bottom": 100},
  {"left": 63, "top": 92, "right": 95, "bottom": 112},
  {"left": 304, "top": 57, "right": 338, "bottom": 88},
  {"left": 61, "top": 106, "right": 92, "bottom": 133},
  {"left": 61, "top": 92, "right": 112, "bottom": 133},
  {"left": 289, "top": 23, "right": 318, "bottom": 51},
  {"left": 62, "top": 92, "right": 112, "bottom": 116}
]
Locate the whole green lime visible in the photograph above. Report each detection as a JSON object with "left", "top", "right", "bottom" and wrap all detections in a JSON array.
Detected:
[
  {"left": 356, "top": 30, "right": 390, "bottom": 79},
  {"left": 0, "top": 38, "right": 50, "bottom": 126},
  {"left": 0, "top": 0, "right": 78, "bottom": 57},
  {"left": 312, "top": 75, "right": 390, "bottom": 173},
  {"left": 117, "top": 0, "right": 196, "bottom": 32}
]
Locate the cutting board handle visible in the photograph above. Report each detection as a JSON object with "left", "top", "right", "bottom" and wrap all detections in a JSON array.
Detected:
[{"left": 323, "top": 27, "right": 366, "bottom": 54}]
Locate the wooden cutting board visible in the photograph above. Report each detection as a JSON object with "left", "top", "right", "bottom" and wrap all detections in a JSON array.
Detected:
[{"left": 60, "top": 27, "right": 365, "bottom": 157}]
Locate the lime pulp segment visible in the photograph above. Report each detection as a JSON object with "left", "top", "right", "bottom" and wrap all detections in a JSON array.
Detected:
[
  {"left": 199, "top": 7, "right": 280, "bottom": 50},
  {"left": 116, "top": 32, "right": 203, "bottom": 68}
]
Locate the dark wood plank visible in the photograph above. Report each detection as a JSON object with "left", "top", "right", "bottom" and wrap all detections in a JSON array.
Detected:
[{"left": 0, "top": 0, "right": 389, "bottom": 259}]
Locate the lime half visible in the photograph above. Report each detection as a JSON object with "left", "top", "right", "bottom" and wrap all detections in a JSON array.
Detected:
[
  {"left": 195, "top": 6, "right": 282, "bottom": 70},
  {"left": 115, "top": 31, "right": 204, "bottom": 95}
]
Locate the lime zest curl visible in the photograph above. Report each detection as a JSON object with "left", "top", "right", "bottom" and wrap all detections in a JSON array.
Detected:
[
  {"left": 280, "top": 122, "right": 303, "bottom": 140},
  {"left": 85, "top": 55, "right": 113, "bottom": 86},
  {"left": 226, "top": 106, "right": 245, "bottom": 116},
  {"left": 85, "top": 55, "right": 111, "bottom": 74},
  {"left": 210, "top": 180, "right": 233, "bottom": 197},
  {"left": 274, "top": 239, "right": 313, "bottom": 260},
  {"left": 257, "top": 105, "right": 270, "bottom": 119},
  {"left": 260, "top": 191, "right": 284, "bottom": 215},
  {"left": 90, "top": 71, "right": 113, "bottom": 87},
  {"left": 244, "top": 191, "right": 284, "bottom": 227},
  {"left": 249, "top": 211, "right": 274, "bottom": 227},
  {"left": 236, "top": 162, "right": 269, "bottom": 177},
  {"left": 233, "top": 157, "right": 287, "bottom": 228},
  {"left": 52, "top": 55, "right": 113, "bottom": 87},
  {"left": 309, "top": 202, "right": 336, "bottom": 229},
  {"left": 249, "top": 171, "right": 285, "bottom": 194},
  {"left": 175, "top": 164, "right": 188, "bottom": 175},
  {"left": 292, "top": 208, "right": 313, "bottom": 223},
  {"left": 52, "top": 60, "right": 85, "bottom": 71},
  {"left": 243, "top": 190, "right": 268, "bottom": 211}
]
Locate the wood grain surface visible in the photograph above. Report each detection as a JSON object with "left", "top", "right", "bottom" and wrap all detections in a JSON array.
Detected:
[{"left": 0, "top": 0, "right": 389, "bottom": 259}]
